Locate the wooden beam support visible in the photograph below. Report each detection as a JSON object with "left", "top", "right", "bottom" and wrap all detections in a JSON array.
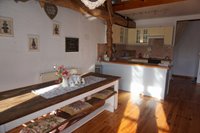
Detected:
[
  {"left": 113, "top": 0, "right": 185, "bottom": 11},
  {"left": 39, "top": 0, "right": 136, "bottom": 28},
  {"left": 106, "top": 0, "right": 113, "bottom": 58},
  {"left": 39, "top": 0, "right": 45, "bottom": 7}
]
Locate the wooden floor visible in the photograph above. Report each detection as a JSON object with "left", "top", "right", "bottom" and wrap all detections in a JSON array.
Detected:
[{"left": 73, "top": 77, "right": 200, "bottom": 133}]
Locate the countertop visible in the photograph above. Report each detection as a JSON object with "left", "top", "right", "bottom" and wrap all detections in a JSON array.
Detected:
[{"left": 102, "top": 60, "right": 172, "bottom": 69}]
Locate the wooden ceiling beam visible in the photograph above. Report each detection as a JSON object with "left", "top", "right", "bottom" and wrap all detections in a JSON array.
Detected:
[
  {"left": 113, "top": 0, "right": 185, "bottom": 11},
  {"left": 39, "top": 0, "right": 136, "bottom": 28}
]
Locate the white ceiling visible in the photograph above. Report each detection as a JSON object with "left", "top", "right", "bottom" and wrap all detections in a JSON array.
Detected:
[{"left": 117, "top": 0, "right": 200, "bottom": 20}]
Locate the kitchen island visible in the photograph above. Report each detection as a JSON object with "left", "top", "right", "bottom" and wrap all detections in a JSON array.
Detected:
[{"left": 102, "top": 60, "right": 172, "bottom": 100}]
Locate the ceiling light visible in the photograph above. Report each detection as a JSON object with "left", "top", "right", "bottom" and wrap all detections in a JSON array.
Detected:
[{"left": 81, "top": 0, "right": 106, "bottom": 10}]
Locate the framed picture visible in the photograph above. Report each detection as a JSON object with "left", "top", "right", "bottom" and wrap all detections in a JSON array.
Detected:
[
  {"left": 0, "top": 16, "right": 14, "bottom": 37},
  {"left": 65, "top": 37, "right": 79, "bottom": 52},
  {"left": 28, "top": 34, "right": 39, "bottom": 52},
  {"left": 53, "top": 21, "right": 60, "bottom": 36}
]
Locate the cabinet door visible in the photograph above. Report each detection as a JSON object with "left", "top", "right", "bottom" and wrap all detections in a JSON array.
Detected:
[
  {"left": 143, "top": 28, "right": 148, "bottom": 43},
  {"left": 163, "top": 27, "right": 174, "bottom": 45},
  {"left": 128, "top": 28, "right": 149, "bottom": 45},
  {"left": 136, "top": 28, "right": 142, "bottom": 43},
  {"left": 120, "top": 27, "right": 128, "bottom": 44},
  {"left": 136, "top": 28, "right": 148, "bottom": 44},
  {"left": 112, "top": 25, "right": 121, "bottom": 44},
  {"left": 112, "top": 25, "right": 127, "bottom": 44},
  {"left": 148, "top": 27, "right": 164, "bottom": 36},
  {"left": 124, "top": 28, "right": 128, "bottom": 44},
  {"left": 128, "top": 28, "right": 137, "bottom": 44}
]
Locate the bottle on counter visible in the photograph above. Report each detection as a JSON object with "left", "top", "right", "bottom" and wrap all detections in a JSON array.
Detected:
[
  {"left": 103, "top": 52, "right": 110, "bottom": 61},
  {"left": 95, "top": 57, "right": 103, "bottom": 73},
  {"left": 138, "top": 53, "right": 143, "bottom": 59}
]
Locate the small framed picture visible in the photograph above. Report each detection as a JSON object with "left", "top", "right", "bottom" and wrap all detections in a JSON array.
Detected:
[
  {"left": 53, "top": 21, "right": 60, "bottom": 36},
  {"left": 65, "top": 37, "right": 79, "bottom": 52},
  {"left": 28, "top": 34, "right": 39, "bottom": 52},
  {"left": 0, "top": 16, "right": 14, "bottom": 37}
]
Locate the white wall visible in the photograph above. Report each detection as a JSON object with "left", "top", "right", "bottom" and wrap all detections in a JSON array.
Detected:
[
  {"left": 0, "top": 0, "right": 105, "bottom": 92},
  {"left": 173, "top": 21, "right": 200, "bottom": 77}
]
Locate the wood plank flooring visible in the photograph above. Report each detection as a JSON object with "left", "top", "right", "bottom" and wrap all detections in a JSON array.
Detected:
[{"left": 74, "top": 77, "right": 200, "bottom": 133}]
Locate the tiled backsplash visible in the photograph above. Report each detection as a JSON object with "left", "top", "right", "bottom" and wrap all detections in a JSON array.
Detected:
[
  {"left": 125, "top": 44, "right": 173, "bottom": 59},
  {"left": 98, "top": 41, "right": 173, "bottom": 60}
]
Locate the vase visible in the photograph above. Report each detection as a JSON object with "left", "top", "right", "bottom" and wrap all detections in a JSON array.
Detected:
[{"left": 61, "top": 77, "right": 68, "bottom": 88}]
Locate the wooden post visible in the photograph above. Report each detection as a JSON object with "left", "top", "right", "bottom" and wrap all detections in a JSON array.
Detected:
[
  {"left": 106, "top": 21, "right": 112, "bottom": 59},
  {"left": 106, "top": 0, "right": 113, "bottom": 59},
  {"left": 39, "top": 0, "right": 45, "bottom": 7}
]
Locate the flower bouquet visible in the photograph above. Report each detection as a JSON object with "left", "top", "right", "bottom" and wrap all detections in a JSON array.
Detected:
[
  {"left": 54, "top": 65, "right": 70, "bottom": 87},
  {"left": 54, "top": 65, "right": 85, "bottom": 88}
]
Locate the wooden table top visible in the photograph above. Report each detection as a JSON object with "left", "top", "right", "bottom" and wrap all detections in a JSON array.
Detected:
[{"left": 0, "top": 72, "right": 120, "bottom": 125}]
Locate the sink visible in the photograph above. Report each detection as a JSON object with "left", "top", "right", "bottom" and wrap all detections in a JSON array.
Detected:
[{"left": 148, "top": 58, "right": 161, "bottom": 64}]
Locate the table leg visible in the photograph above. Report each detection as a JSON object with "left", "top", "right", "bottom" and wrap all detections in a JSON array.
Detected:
[{"left": 114, "top": 80, "right": 119, "bottom": 110}]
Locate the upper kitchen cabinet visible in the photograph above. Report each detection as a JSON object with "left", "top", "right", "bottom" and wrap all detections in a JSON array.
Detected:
[
  {"left": 112, "top": 24, "right": 128, "bottom": 44},
  {"left": 148, "top": 27, "right": 164, "bottom": 36},
  {"left": 127, "top": 28, "right": 136, "bottom": 44},
  {"left": 163, "top": 26, "right": 174, "bottom": 45},
  {"left": 128, "top": 28, "right": 148, "bottom": 45},
  {"left": 148, "top": 26, "right": 174, "bottom": 45},
  {"left": 113, "top": 26, "right": 174, "bottom": 45}
]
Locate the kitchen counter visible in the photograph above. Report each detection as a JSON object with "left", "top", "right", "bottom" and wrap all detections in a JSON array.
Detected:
[
  {"left": 101, "top": 61, "right": 172, "bottom": 100},
  {"left": 102, "top": 60, "right": 171, "bottom": 69}
]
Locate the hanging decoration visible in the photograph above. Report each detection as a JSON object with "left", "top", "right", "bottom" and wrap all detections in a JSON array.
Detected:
[
  {"left": 44, "top": 3, "right": 58, "bottom": 20},
  {"left": 81, "top": 0, "right": 106, "bottom": 10}
]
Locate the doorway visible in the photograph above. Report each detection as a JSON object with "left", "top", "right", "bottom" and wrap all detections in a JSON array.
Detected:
[{"left": 173, "top": 20, "right": 200, "bottom": 82}]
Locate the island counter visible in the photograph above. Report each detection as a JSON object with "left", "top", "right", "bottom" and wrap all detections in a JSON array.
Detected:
[{"left": 102, "top": 61, "right": 172, "bottom": 100}]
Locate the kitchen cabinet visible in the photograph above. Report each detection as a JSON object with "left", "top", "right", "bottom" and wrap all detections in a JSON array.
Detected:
[
  {"left": 127, "top": 26, "right": 174, "bottom": 45},
  {"left": 112, "top": 24, "right": 128, "bottom": 44},
  {"left": 112, "top": 24, "right": 120, "bottom": 44},
  {"left": 127, "top": 28, "right": 136, "bottom": 44},
  {"left": 163, "top": 26, "right": 174, "bottom": 45},
  {"left": 148, "top": 26, "right": 174, "bottom": 45},
  {"left": 102, "top": 61, "right": 170, "bottom": 100},
  {"left": 113, "top": 25, "right": 174, "bottom": 45},
  {"left": 148, "top": 27, "right": 164, "bottom": 36},
  {"left": 128, "top": 28, "right": 148, "bottom": 45}
]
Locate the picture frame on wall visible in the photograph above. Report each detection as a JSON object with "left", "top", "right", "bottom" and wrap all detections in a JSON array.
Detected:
[
  {"left": 28, "top": 34, "right": 39, "bottom": 52},
  {"left": 65, "top": 37, "right": 79, "bottom": 52},
  {"left": 0, "top": 16, "right": 14, "bottom": 37},
  {"left": 53, "top": 21, "right": 60, "bottom": 36}
]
